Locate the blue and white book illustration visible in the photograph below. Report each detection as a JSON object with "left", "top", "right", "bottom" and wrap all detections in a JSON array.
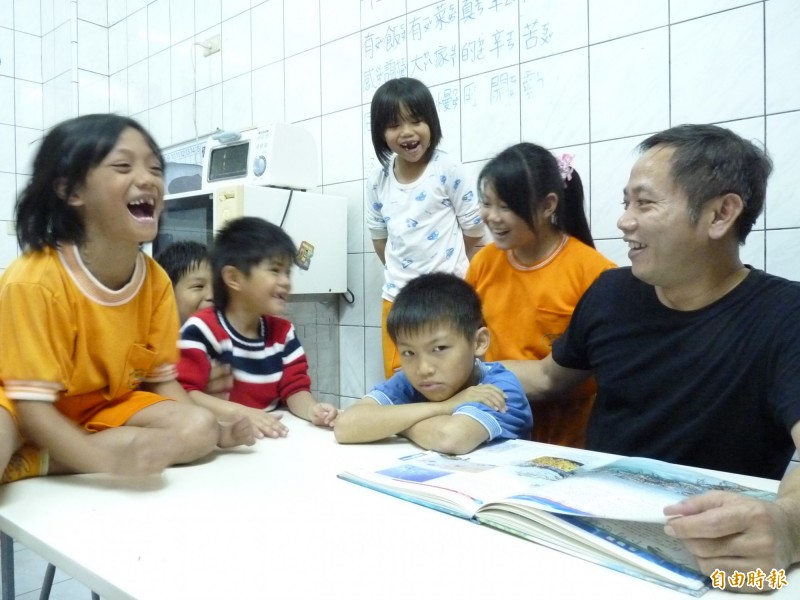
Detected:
[{"left": 338, "top": 440, "right": 777, "bottom": 597}]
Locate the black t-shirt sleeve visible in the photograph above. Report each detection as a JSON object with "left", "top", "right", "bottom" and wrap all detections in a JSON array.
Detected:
[{"left": 551, "top": 272, "right": 606, "bottom": 371}]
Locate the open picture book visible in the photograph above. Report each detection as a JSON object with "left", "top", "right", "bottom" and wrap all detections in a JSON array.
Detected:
[{"left": 337, "top": 440, "right": 776, "bottom": 596}]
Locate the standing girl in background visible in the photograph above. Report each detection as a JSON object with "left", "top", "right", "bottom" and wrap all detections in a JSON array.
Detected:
[
  {"left": 367, "top": 77, "right": 485, "bottom": 379},
  {"left": 0, "top": 114, "right": 253, "bottom": 484},
  {"left": 465, "top": 142, "right": 616, "bottom": 448}
]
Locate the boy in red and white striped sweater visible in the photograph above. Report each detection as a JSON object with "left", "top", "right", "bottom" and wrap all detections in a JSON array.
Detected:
[{"left": 177, "top": 217, "right": 339, "bottom": 439}]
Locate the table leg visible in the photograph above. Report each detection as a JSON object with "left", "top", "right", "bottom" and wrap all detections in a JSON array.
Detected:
[
  {"left": 1, "top": 531, "right": 15, "bottom": 600},
  {"left": 38, "top": 562, "right": 56, "bottom": 600}
]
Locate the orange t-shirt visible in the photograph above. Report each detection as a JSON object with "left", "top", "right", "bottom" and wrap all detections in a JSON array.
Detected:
[
  {"left": 0, "top": 245, "right": 180, "bottom": 429},
  {"left": 466, "top": 236, "right": 616, "bottom": 447}
]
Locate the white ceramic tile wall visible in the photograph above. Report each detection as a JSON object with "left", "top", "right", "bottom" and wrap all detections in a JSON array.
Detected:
[
  {"left": 12, "top": 0, "right": 40, "bottom": 35},
  {"left": 107, "top": 0, "right": 125, "bottom": 25},
  {"left": 0, "top": 29, "right": 14, "bottom": 78},
  {"left": 52, "top": 22, "right": 71, "bottom": 79},
  {"left": 590, "top": 28, "right": 670, "bottom": 141},
  {"left": 767, "top": 229, "right": 800, "bottom": 282},
  {"left": 766, "top": 111, "right": 800, "bottom": 229},
  {"left": 284, "top": 48, "right": 321, "bottom": 124},
  {"left": 76, "top": 20, "right": 107, "bottom": 74},
  {"left": 41, "top": 30, "right": 54, "bottom": 81},
  {"left": 52, "top": 0, "right": 71, "bottom": 31},
  {"left": 125, "top": 7, "right": 148, "bottom": 65},
  {"left": 319, "top": 0, "right": 359, "bottom": 44},
  {"left": 251, "top": 1, "right": 283, "bottom": 69},
  {"left": 221, "top": 0, "right": 250, "bottom": 22},
  {"left": 77, "top": 0, "right": 106, "bottom": 26},
  {"left": 520, "top": 48, "right": 589, "bottom": 149},
  {"left": 221, "top": 72, "right": 253, "bottom": 131},
  {"left": 221, "top": 11, "right": 251, "bottom": 81},
  {"left": 766, "top": 0, "right": 800, "bottom": 114},
  {"left": 588, "top": 0, "right": 667, "bottom": 44},
  {"left": 320, "top": 33, "right": 361, "bottom": 114},
  {"left": 0, "top": 0, "right": 797, "bottom": 409},
  {"left": 670, "top": 5, "right": 764, "bottom": 126},
  {"left": 148, "top": 48, "right": 171, "bottom": 108},
  {"left": 0, "top": 2, "right": 13, "bottom": 29},
  {"left": 146, "top": 0, "right": 170, "bottom": 57},
  {"left": 0, "top": 172, "right": 15, "bottom": 220},
  {"left": 14, "top": 31, "right": 42, "bottom": 82},
  {"left": 77, "top": 69, "right": 109, "bottom": 114},
  {"left": 169, "top": 0, "right": 193, "bottom": 44},
  {"left": 13, "top": 80, "right": 42, "bottom": 129},
  {"left": 283, "top": 0, "right": 320, "bottom": 58},
  {"left": 669, "top": 0, "right": 755, "bottom": 23},
  {"left": 194, "top": 0, "right": 221, "bottom": 35},
  {"left": 321, "top": 106, "right": 362, "bottom": 184},
  {"left": 251, "top": 61, "right": 285, "bottom": 124}
]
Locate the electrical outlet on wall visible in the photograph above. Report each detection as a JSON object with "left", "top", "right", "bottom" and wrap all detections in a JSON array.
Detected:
[{"left": 202, "top": 35, "right": 221, "bottom": 57}]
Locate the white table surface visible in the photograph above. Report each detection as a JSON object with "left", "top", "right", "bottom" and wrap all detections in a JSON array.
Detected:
[{"left": 0, "top": 412, "right": 796, "bottom": 600}]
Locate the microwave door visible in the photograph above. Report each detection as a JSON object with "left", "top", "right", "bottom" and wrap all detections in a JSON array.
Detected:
[{"left": 153, "top": 191, "right": 214, "bottom": 257}]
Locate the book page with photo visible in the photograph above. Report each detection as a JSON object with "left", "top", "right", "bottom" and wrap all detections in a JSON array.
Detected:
[{"left": 338, "top": 439, "right": 777, "bottom": 596}]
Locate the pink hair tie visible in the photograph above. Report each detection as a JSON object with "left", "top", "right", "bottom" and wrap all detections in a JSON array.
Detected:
[{"left": 557, "top": 153, "right": 575, "bottom": 184}]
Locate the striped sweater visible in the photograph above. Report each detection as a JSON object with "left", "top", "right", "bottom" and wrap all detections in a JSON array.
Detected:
[{"left": 177, "top": 307, "right": 311, "bottom": 410}]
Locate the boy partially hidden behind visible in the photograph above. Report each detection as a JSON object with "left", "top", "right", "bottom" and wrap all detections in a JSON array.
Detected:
[
  {"left": 156, "top": 240, "right": 214, "bottom": 324},
  {"left": 335, "top": 273, "right": 532, "bottom": 454},
  {"left": 177, "top": 217, "right": 339, "bottom": 438}
]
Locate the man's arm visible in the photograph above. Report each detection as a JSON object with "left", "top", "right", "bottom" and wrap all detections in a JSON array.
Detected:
[
  {"left": 664, "top": 420, "right": 800, "bottom": 593},
  {"left": 502, "top": 354, "right": 591, "bottom": 402}
]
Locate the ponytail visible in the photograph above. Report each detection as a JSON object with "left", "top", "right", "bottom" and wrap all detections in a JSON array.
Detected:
[{"left": 554, "top": 169, "right": 595, "bottom": 248}]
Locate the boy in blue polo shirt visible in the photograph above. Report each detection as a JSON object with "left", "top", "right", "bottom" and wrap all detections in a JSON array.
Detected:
[{"left": 335, "top": 272, "right": 532, "bottom": 454}]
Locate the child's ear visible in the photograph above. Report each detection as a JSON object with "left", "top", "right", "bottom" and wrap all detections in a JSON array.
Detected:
[
  {"left": 221, "top": 265, "right": 242, "bottom": 291},
  {"left": 54, "top": 178, "right": 80, "bottom": 205},
  {"left": 53, "top": 178, "right": 68, "bottom": 200},
  {"left": 473, "top": 326, "right": 490, "bottom": 357},
  {"left": 542, "top": 192, "right": 559, "bottom": 220}
]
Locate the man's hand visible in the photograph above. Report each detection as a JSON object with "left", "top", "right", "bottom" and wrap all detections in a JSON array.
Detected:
[{"left": 664, "top": 491, "right": 799, "bottom": 593}]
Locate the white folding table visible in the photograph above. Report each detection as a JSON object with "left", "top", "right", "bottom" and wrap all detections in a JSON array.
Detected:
[{"left": 0, "top": 412, "right": 796, "bottom": 599}]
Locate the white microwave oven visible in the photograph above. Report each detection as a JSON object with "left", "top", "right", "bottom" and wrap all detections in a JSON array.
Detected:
[
  {"left": 201, "top": 123, "right": 320, "bottom": 190},
  {"left": 152, "top": 185, "right": 347, "bottom": 295}
]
